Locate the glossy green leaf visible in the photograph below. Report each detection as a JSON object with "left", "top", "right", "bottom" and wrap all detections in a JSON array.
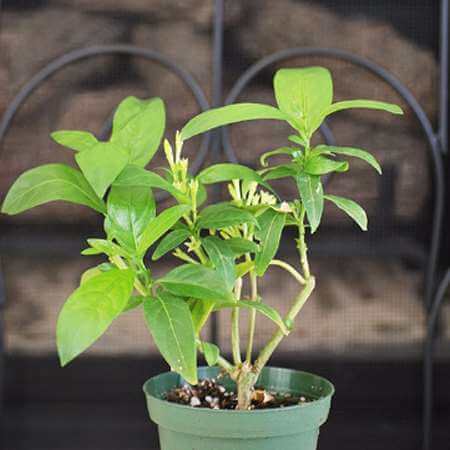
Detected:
[
  {"left": 75, "top": 141, "right": 129, "bottom": 198},
  {"left": 158, "top": 264, "right": 234, "bottom": 302},
  {"left": 235, "top": 260, "right": 254, "bottom": 278},
  {"left": 296, "top": 173, "right": 324, "bottom": 233},
  {"left": 225, "top": 237, "right": 259, "bottom": 256},
  {"left": 322, "top": 99, "right": 403, "bottom": 119},
  {"left": 57, "top": 268, "right": 135, "bottom": 366},
  {"left": 138, "top": 204, "right": 190, "bottom": 256},
  {"left": 325, "top": 194, "right": 368, "bottom": 231},
  {"left": 113, "top": 165, "right": 188, "bottom": 202},
  {"left": 152, "top": 229, "right": 191, "bottom": 260},
  {"left": 51, "top": 130, "right": 98, "bottom": 152},
  {"left": 123, "top": 295, "right": 144, "bottom": 312},
  {"left": 81, "top": 238, "right": 129, "bottom": 258},
  {"left": 105, "top": 185, "right": 155, "bottom": 252},
  {"left": 202, "top": 236, "right": 236, "bottom": 290},
  {"left": 274, "top": 67, "right": 333, "bottom": 135},
  {"left": 181, "top": 103, "right": 288, "bottom": 140},
  {"left": 197, "top": 203, "right": 257, "bottom": 230},
  {"left": 255, "top": 209, "right": 286, "bottom": 276},
  {"left": 288, "top": 134, "right": 307, "bottom": 146},
  {"left": 313, "top": 145, "right": 382, "bottom": 174},
  {"left": 261, "top": 164, "right": 298, "bottom": 181},
  {"left": 304, "top": 155, "right": 349, "bottom": 175},
  {"left": 1, "top": 164, "right": 106, "bottom": 215},
  {"left": 197, "top": 163, "right": 270, "bottom": 190},
  {"left": 260, "top": 147, "right": 298, "bottom": 167},
  {"left": 201, "top": 341, "right": 220, "bottom": 366},
  {"left": 190, "top": 299, "right": 215, "bottom": 335},
  {"left": 144, "top": 291, "right": 197, "bottom": 384},
  {"left": 111, "top": 96, "right": 166, "bottom": 166}
]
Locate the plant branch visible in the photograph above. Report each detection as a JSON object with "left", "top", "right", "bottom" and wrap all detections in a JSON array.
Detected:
[
  {"left": 254, "top": 276, "right": 315, "bottom": 373},
  {"left": 196, "top": 340, "right": 234, "bottom": 374},
  {"left": 110, "top": 255, "right": 148, "bottom": 296},
  {"left": 269, "top": 259, "right": 305, "bottom": 285},
  {"left": 231, "top": 277, "right": 243, "bottom": 365},
  {"left": 245, "top": 269, "right": 258, "bottom": 363}
]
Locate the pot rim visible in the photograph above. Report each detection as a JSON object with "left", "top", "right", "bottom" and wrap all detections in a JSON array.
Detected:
[{"left": 143, "top": 365, "right": 334, "bottom": 415}]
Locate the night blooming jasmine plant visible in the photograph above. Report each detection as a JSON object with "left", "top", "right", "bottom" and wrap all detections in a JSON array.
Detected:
[{"left": 2, "top": 67, "right": 403, "bottom": 435}]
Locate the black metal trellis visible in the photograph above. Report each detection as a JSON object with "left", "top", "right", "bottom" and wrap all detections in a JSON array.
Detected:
[{"left": 0, "top": 1, "right": 447, "bottom": 449}]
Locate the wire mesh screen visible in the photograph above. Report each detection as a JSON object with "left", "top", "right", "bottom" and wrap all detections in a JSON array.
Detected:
[{"left": 0, "top": 0, "right": 444, "bottom": 365}]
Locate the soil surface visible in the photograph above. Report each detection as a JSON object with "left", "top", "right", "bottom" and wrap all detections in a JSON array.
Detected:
[{"left": 165, "top": 377, "right": 312, "bottom": 410}]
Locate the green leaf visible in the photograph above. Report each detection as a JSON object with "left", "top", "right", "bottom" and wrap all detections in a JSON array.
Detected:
[
  {"left": 296, "top": 173, "right": 324, "bottom": 233},
  {"left": 57, "top": 268, "right": 135, "bottom": 366},
  {"left": 201, "top": 236, "right": 236, "bottom": 290},
  {"left": 190, "top": 299, "right": 215, "bottom": 335},
  {"left": 201, "top": 341, "right": 220, "bottom": 366},
  {"left": 138, "top": 204, "right": 190, "bottom": 256},
  {"left": 75, "top": 141, "right": 129, "bottom": 198},
  {"left": 322, "top": 99, "right": 403, "bottom": 119},
  {"left": 288, "top": 134, "right": 307, "bottom": 146},
  {"left": 81, "top": 238, "right": 129, "bottom": 258},
  {"left": 304, "top": 155, "right": 349, "bottom": 175},
  {"left": 180, "top": 103, "right": 288, "bottom": 140},
  {"left": 225, "top": 237, "right": 259, "bottom": 256},
  {"left": 113, "top": 165, "right": 188, "bottom": 202},
  {"left": 51, "top": 130, "right": 98, "bottom": 152},
  {"left": 1, "top": 163, "right": 106, "bottom": 215},
  {"left": 325, "top": 194, "right": 368, "bottom": 231},
  {"left": 313, "top": 145, "right": 382, "bottom": 174},
  {"left": 123, "top": 295, "right": 144, "bottom": 312},
  {"left": 152, "top": 229, "right": 191, "bottom": 260},
  {"left": 197, "top": 163, "right": 271, "bottom": 191},
  {"left": 260, "top": 147, "right": 298, "bottom": 167},
  {"left": 255, "top": 209, "right": 286, "bottom": 276},
  {"left": 111, "top": 96, "right": 166, "bottom": 167},
  {"left": 274, "top": 67, "right": 333, "bottom": 135},
  {"left": 197, "top": 203, "right": 257, "bottom": 230},
  {"left": 158, "top": 264, "right": 234, "bottom": 302},
  {"left": 144, "top": 291, "right": 197, "bottom": 384},
  {"left": 105, "top": 186, "right": 155, "bottom": 252},
  {"left": 261, "top": 164, "right": 298, "bottom": 181},
  {"left": 235, "top": 260, "right": 254, "bottom": 278},
  {"left": 217, "top": 299, "right": 289, "bottom": 335}
]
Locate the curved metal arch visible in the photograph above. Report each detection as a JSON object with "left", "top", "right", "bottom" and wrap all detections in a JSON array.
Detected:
[
  {"left": 223, "top": 47, "right": 444, "bottom": 309},
  {"left": 0, "top": 45, "right": 211, "bottom": 174},
  {"left": 423, "top": 268, "right": 450, "bottom": 450}
]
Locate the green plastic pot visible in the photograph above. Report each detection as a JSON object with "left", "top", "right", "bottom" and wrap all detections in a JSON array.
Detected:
[{"left": 143, "top": 366, "right": 334, "bottom": 450}]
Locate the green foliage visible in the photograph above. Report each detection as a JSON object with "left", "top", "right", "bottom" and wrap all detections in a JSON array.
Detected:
[
  {"left": 111, "top": 96, "right": 166, "bottom": 167},
  {"left": 158, "top": 264, "right": 234, "bottom": 302},
  {"left": 51, "top": 130, "right": 98, "bottom": 152},
  {"left": 197, "top": 203, "right": 257, "bottom": 230},
  {"left": 57, "top": 268, "right": 134, "bottom": 366},
  {"left": 296, "top": 173, "right": 324, "bottom": 233},
  {"left": 255, "top": 209, "right": 286, "bottom": 276},
  {"left": 180, "top": 103, "right": 288, "bottom": 140},
  {"left": 1, "top": 67, "right": 403, "bottom": 391},
  {"left": 144, "top": 291, "right": 197, "bottom": 384},
  {"left": 1, "top": 164, "right": 106, "bottom": 215},
  {"left": 152, "top": 229, "right": 191, "bottom": 260}
]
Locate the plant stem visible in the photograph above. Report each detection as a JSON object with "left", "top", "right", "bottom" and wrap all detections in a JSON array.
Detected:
[
  {"left": 231, "top": 278, "right": 243, "bottom": 365},
  {"left": 269, "top": 259, "right": 305, "bottom": 285},
  {"left": 110, "top": 255, "right": 148, "bottom": 296},
  {"left": 245, "top": 270, "right": 258, "bottom": 363},
  {"left": 298, "top": 206, "right": 310, "bottom": 279},
  {"left": 254, "top": 276, "right": 315, "bottom": 373},
  {"left": 236, "top": 362, "right": 257, "bottom": 410}
]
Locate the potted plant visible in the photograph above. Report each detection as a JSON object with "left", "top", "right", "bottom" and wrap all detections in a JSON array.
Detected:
[{"left": 2, "top": 66, "right": 402, "bottom": 450}]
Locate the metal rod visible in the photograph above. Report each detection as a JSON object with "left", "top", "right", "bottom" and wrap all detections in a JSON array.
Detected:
[
  {"left": 439, "top": 0, "right": 449, "bottom": 154},
  {"left": 423, "top": 268, "right": 450, "bottom": 450},
  {"left": 209, "top": 0, "right": 225, "bottom": 345},
  {"left": 0, "top": 45, "right": 211, "bottom": 174},
  {"left": 222, "top": 46, "right": 444, "bottom": 312}
]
